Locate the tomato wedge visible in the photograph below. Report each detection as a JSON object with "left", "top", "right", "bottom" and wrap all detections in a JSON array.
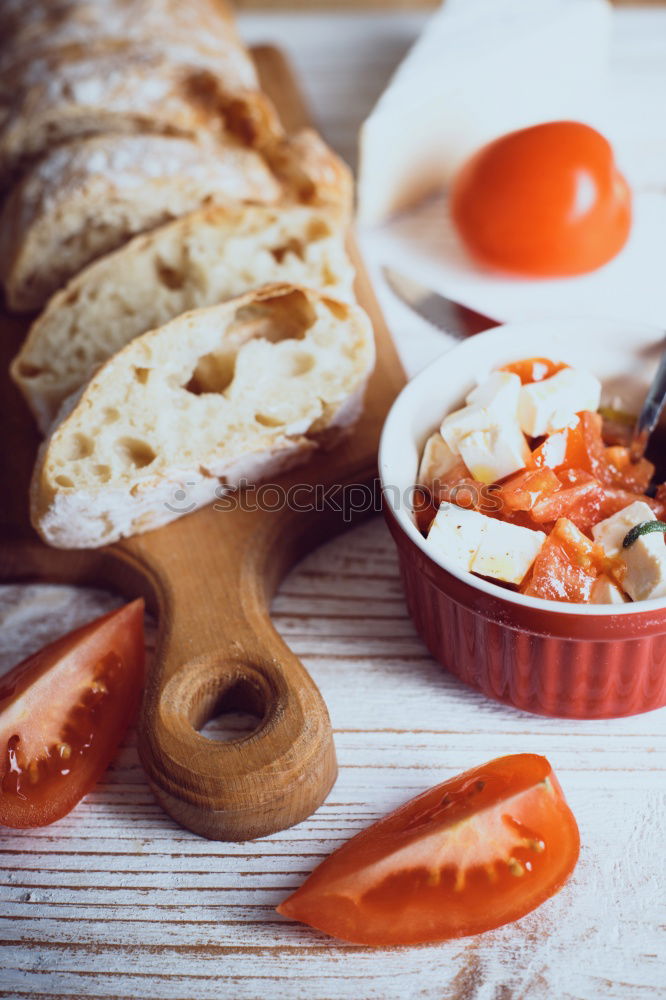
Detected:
[
  {"left": 0, "top": 599, "right": 145, "bottom": 828},
  {"left": 277, "top": 754, "right": 579, "bottom": 946}
]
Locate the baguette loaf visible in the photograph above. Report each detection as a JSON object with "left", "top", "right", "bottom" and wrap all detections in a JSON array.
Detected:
[
  {"left": 0, "top": 134, "right": 282, "bottom": 312},
  {"left": 12, "top": 203, "right": 356, "bottom": 433},
  {"left": 31, "top": 284, "right": 375, "bottom": 549}
]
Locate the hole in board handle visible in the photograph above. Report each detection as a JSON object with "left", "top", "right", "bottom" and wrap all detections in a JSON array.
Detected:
[{"left": 191, "top": 675, "right": 266, "bottom": 744}]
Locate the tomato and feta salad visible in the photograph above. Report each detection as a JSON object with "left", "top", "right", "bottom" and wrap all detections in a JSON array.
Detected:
[{"left": 415, "top": 358, "right": 666, "bottom": 604}]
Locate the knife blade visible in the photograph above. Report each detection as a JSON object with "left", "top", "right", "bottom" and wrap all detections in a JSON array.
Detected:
[{"left": 382, "top": 266, "right": 499, "bottom": 340}]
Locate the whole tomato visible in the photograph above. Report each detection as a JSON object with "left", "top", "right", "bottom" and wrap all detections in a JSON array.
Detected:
[{"left": 451, "top": 121, "right": 631, "bottom": 277}]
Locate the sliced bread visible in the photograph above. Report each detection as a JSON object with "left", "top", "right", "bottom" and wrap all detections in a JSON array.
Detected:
[
  {"left": 0, "top": 133, "right": 282, "bottom": 312},
  {"left": 0, "top": 39, "right": 282, "bottom": 187},
  {"left": 0, "top": 0, "right": 253, "bottom": 86},
  {"left": 12, "top": 203, "right": 356, "bottom": 432},
  {"left": 31, "top": 284, "right": 375, "bottom": 549}
]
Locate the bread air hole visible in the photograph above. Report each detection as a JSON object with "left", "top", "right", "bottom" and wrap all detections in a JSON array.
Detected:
[
  {"left": 155, "top": 260, "right": 186, "bottom": 290},
  {"left": 270, "top": 238, "right": 306, "bottom": 264},
  {"left": 323, "top": 297, "right": 348, "bottom": 321},
  {"left": 282, "top": 350, "right": 315, "bottom": 377},
  {"left": 134, "top": 367, "right": 150, "bottom": 385},
  {"left": 307, "top": 218, "right": 332, "bottom": 242},
  {"left": 103, "top": 407, "right": 120, "bottom": 424},
  {"left": 66, "top": 432, "right": 94, "bottom": 461},
  {"left": 116, "top": 437, "right": 157, "bottom": 469},
  {"left": 183, "top": 291, "right": 317, "bottom": 397},
  {"left": 254, "top": 412, "right": 284, "bottom": 428},
  {"left": 235, "top": 289, "right": 317, "bottom": 341},
  {"left": 185, "top": 351, "right": 236, "bottom": 395},
  {"left": 16, "top": 361, "right": 44, "bottom": 379},
  {"left": 55, "top": 475, "right": 75, "bottom": 488},
  {"left": 93, "top": 464, "right": 111, "bottom": 483}
]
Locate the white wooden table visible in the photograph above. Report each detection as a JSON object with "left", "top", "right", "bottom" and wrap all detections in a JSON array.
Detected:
[{"left": 2, "top": 10, "right": 666, "bottom": 999}]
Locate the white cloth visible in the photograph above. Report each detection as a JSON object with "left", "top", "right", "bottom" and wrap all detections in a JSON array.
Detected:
[{"left": 354, "top": 1, "right": 666, "bottom": 379}]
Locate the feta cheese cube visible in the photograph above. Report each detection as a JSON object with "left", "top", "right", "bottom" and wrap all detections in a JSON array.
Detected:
[
  {"left": 465, "top": 371, "right": 520, "bottom": 408},
  {"left": 471, "top": 517, "right": 546, "bottom": 586},
  {"left": 441, "top": 372, "right": 521, "bottom": 453},
  {"left": 458, "top": 424, "right": 531, "bottom": 485},
  {"left": 592, "top": 501, "right": 657, "bottom": 557},
  {"left": 425, "top": 501, "right": 545, "bottom": 586},
  {"left": 417, "top": 432, "right": 457, "bottom": 489},
  {"left": 425, "top": 503, "right": 486, "bottom": 572},
  {"left": 590, "top": 574, "right": 629, "bottom": 605},
  {"left": 518, "top": 367, "right": 602, "bottom": 437},
  {"left": 592, "top": 501, "right": 666, "bottom": 602}
]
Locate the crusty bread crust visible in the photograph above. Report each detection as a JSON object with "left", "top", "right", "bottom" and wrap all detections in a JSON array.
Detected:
[
  {"left": 0, "top": 0, "right": 235, "bottom": 40},
  {"left": 0, "top": 0, "right": 281, "bottom": 185},
  {"left": 0, "top": 134, "right": 282, "bottom": 312},
  {"left": 266, "top": 128, "right": 353, "bottom": 221},
  {"left": 12, "top": 202, "right": 355, "bottom": 432},
  {"left": 0, "top": 0, "right": 249, "bottom": 82},
  {"left": 31, "top": 284, "right": 375, "bottom": 549}
]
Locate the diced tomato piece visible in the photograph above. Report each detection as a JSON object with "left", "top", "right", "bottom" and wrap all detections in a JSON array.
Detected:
[
  {"left": 522, "top": 518, "right": 605, "bottom": 603},
  {"left": 568, "top": 413, "right": 656, "bottom": 492},
  {"left": 577, "top": 410, "right": 607, "bottom": 478},
  {"left": 413, "top": 487, "right": 439, "bottom": 536},
  {"left": 603, "top": 446, "right": 654, "bottom": 493},
  {"left": 530, "top": 478, "right": 606, "bottom": 534},
  {"left": 531, "top": 420, "right": 590, "bottom": 472},
  {"left": 556, "top": 468, "right": 595, "bottom": 487},
  {"left": 501, "top": 358, "right": 568, "bottom": 385},
  {"left": 596, "top": 487, "right": 662, "bottom": 522},
  {"left": 430, "top": 459, "right": 501, "bottom": 515},
  {"left": 498, "top": 468, "right": 561, "bottom": 512},
  {"left": 435, "top": 478, "right": 492, "bottom": 512}
]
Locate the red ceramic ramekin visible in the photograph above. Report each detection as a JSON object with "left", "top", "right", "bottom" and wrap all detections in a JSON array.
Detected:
[{"left": 379, "top": 317, "right": 666, "bottom": 719}]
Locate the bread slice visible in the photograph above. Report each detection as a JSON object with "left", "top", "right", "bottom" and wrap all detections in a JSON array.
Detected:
[
  {"left": 0, "top": 0, "right": 253, "bottom": 86},
  {"left": 0, "top": 134, "right": 282, "bottom": 312},
  {"left": 12, "top": 203, "right": 356, "bottom": 432},
  {"left": 31, "top": 284, "right": 375, "bottom": 549},
  {"left": 0, "top": 19, "right": 286, "bottom": 185}
]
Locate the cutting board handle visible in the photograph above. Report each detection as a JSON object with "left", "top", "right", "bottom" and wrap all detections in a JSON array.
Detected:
[
  {"left": 142, "top": 649, "right": 337, "bottom": 843},
  {"left": 127, "top": 489, "right": 351, "bottom": 841}
]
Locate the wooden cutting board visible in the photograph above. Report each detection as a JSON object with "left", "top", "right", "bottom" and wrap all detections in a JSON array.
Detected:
[{"left": 0, "top": 46, "right": 406, "bottom": 842}]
